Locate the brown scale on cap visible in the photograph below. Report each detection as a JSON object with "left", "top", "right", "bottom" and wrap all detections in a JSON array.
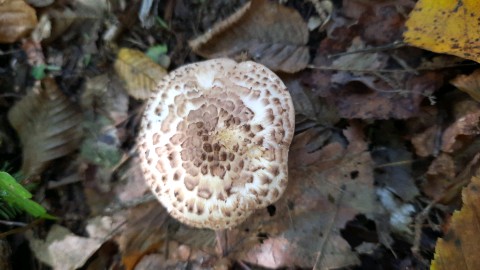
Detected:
[{"left": 137, "top": 58, "right": 295, "bottom": 230}]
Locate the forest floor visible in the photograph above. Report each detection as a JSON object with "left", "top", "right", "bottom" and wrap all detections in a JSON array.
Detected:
[{"left": 0, "top": 0, "right": 479, "bottom": 269}]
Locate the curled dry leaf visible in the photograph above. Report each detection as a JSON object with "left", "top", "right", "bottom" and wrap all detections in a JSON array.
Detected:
[
  {"left": 441, "top": 109, "right": 480, "bottom": 153},
  {"left": 431, "top": 176, "right": 480, "bottom": 270},
  {"left": 450, "top": 69, "right": 480, "bottom": 102},
  {"left": 8, "top": 78, "right": 83, "bottom": 177},
  {"left": 425, "top": 152, "right": 480, "bottom": 203},
  {"left": 404, "top": 0, "right": 480, "bottom": 63},
  {"left": 0, "top": 0, "right": 38, "bottom": 43},
  {"left": 114, "top": 48, "right": 167, "bottom": 100},
  {"left": 189, "top": 0, "right": 309, "bottom": 73}
]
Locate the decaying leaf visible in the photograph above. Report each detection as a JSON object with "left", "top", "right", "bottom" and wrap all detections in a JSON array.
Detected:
[
  {"left": 404, "top": 0, "right": 480, "bottom": 63},
  {"left": 8, "top": 78, "right": 83, "bottom": 178},
  {"left": 232, "top": 122, "right": 375, "bottom": 269},
  {"left": 330, "top": 71, "right": 441, "bottom": 119},
  {"left": 116, "top": 202, "right": 172, "bottom": 270},
  {"left": 450, "top": 69, "right": 480, "bottom": 102},
  {"left": 285, "top": 75, "right": 340, "bottom": 125},
  {"left": 441, "top": 109, "right": 480, "bottom": 153},
  {"left": 26, "top": 216, "right": 124, "bottom": 270},
  {"left": 430, "top": 176, "right": 480, "bottom": 270},
  {"left": 41, "top": 0, "right": 108, "bottom": 43},
  {"left": 189, "top": 0, "right": 309, "bottom": 73},
  {"left": 310, "top": 29, "right": 443, "bottom": 119},
  {"left": 114, "top": 48, "right": 167, "bottom": 100},
  {"left": 0, "top": 0, "right": 38, "bottom": 43}
]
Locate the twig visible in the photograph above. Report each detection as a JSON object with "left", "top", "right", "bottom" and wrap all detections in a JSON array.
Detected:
[
  {"left": 0, "top": 219, "right": 43, "bottom": 238},
  {"left": 411, "top": 196, "right": 442, "bottom": 258},
  {"left": 0, "top": 220, "right": 28, "bottom": 227},
  {"left": 328, "top": 41, "right": 405, "bottom": 58}
]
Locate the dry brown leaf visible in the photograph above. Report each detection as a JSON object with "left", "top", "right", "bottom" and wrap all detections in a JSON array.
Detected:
[
  {"left": 441, "top": 110, "right": 480, "bottom": 153},
  {"left": 450, "top": 69, "right": 480, "bottom": 102},
  {"left": 411, "top": 125, "right": 439, "bottom": 157},
  {"left": 430, "top": 176, "right": 480, "bottom": 270},
  {"left": 189, "top": 0, "right": 309, "bottom": 73},
  {"left": 0, "top": 0, "right": 37, "bottom": 43},
  {"left": 8, "top": 78, "right": 83, "bottom": 177},
  {"left": 425, "top": 152, "right": 480, "bottom": 203},
  {"left": 285, "top": 74, "right": 340, "bottom": 125},
  {"left": 114, "top": 48, "right": 167, "bottom": 100},
  {"left": 26, "top": 225, "right": 104, "bottom": 270},
  {"left": 230, "top": 122, "right": 375, "bottom": 269},
  {"left": 329, "top": 71, "right": 441, "bottom": 119},
  {"left": 116, "top": 202, "right": 171, "bottom": 270},
  {"left": 43, "top": 1, "right": 108, "bottom": 43},
  {"left": 26, "top": 216, "right": 123, "bottom": 270}
]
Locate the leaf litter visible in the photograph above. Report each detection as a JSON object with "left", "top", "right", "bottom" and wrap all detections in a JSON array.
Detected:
[{"left": 2, "top": 0, "right": 480, "bottom": 269}]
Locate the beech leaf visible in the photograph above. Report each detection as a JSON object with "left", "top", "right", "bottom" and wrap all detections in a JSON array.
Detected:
[
  {"left": 8, "top": 78, "right": 83, "bottom": 177},
  {"left": 0, "top": 0, "right": 38, "bottom": 43},
  {"left": 189, "top": 0, "right": 309, "bottom": 73},
  {"left": 114, "top": 48, "right": 168, "bottom": 100}
]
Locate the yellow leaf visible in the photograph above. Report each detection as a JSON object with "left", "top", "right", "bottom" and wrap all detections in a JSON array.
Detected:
[
  {"left": 114, "top": 48, "right": 167, "bottom": 100},
  {"left": 404, "top": 0, "right": 480, "bottom": 63},
  {"left": 430, "top": 176, "right": 480, "bottom": 270}
]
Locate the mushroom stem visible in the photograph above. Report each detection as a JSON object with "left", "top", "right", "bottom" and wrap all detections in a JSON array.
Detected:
[{"left": 215, "top": 229, "right": 228, "bottom": 257}]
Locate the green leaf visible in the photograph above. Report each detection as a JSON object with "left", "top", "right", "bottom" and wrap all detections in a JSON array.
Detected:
[
  {"left": 31, "top": 64, "right": 61, "bottom": 80},
  {"left": 0, "top": 172, "right": 57, "bottom": 219},
  {"left": 31, "top": 64, "right": 46, "bottom": 80},
  {"left": 146, "top": 44, "right": 168, "bottom": 62},
  {"left": 155, "top": 16, "right": 169, "bottom": 29},
  {"left": 0, "top": 172, "right": 31, "bottom": 198}
]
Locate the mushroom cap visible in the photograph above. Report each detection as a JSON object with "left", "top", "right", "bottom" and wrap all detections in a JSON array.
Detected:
[{"left": 137, "top": 58, "right": 295, "bottom": 230}]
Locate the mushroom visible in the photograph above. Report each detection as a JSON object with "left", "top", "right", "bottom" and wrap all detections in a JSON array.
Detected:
[{"left": 137, "top": 58, "right": 295, "bottom": 230}]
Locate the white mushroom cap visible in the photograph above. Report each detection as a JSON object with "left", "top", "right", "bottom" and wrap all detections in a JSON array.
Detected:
[{"left": 137, "top": 58, "right": 295, "bottom": 230}]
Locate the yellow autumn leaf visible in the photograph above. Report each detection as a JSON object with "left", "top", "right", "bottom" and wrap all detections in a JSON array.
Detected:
[
  {"left": 404, "top": 0, "right": 480, "bottom": 63},
  {"left": 114, "top": 48, "right": 167, "bottom": 100},
  {"left": 430, "top": 176, "right": 480, "bottom": 270}
]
